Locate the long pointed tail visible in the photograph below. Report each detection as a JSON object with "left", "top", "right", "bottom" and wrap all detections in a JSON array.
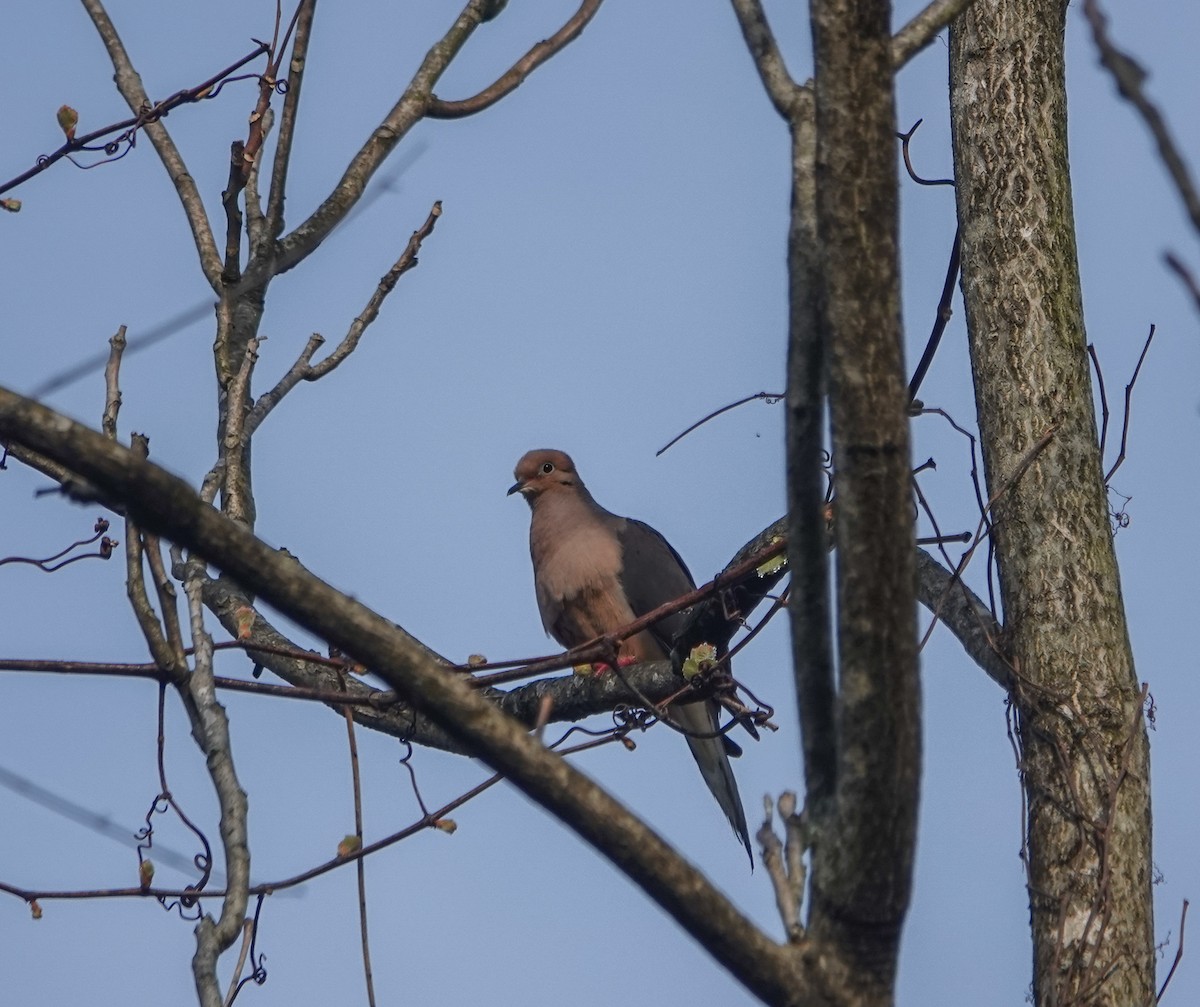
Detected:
[{"left": 671, "top": 700, "right": 752, "bottom": 865}]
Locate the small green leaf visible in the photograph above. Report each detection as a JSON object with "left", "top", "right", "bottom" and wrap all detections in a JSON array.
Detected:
[{"left": 681, "top": 643, "right": 718, "bottom": 680}]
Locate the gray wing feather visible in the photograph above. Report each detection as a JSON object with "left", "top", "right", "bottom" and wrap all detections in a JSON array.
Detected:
[
  {"left": 616, "top": 518, "right": 752, "bottom": 863},
  {"left": 615, "top": 518, "right": 696, "bottom": 652}
]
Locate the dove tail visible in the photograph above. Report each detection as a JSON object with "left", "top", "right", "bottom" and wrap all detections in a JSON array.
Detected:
[{"left": 671, "top": 700, "right": 753, "bottom": 866}]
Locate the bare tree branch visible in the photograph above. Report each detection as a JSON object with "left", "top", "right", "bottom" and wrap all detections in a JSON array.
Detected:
[
  {"left": 196, "top": 530, "right": 779, "bottom": 754},
  {"left": 223, "top": 919, "right": 255, "bottom": 1007},
  {"left": 890, "top": 0, "right": 975, "bottom": 69},
  {"left": 1165, "top": 252, "right": 1200, "bottom": 317},
  {"left": 243, "top": 201, "right": 441, "bottom": 439},
  {"left": 124, "top": 436, "right": 182, "bottom": 676},
  {"left": 260, "top": 0, "right": 501, "bottom": 282},
  {"left": 182, "top": 558, "right": 250, "bottom": 1007},
  {"left": 219, "top": 339, "right": 259, "bottom": 526},
  {"left": 1083, "top": 0, "right": 1200, "bottom": 237},
  {"left": 264, "top": 0, "right": 317, "bottom": 245},
  {"left": 915, "top": 548, "right": 1011, "bottom": 689},
  {"left": 729, "top": 0, "right": 802, "bottom": 119},
  {"left": 0, "top": 386, "right": 816, "bottom": 1005},
  {"left": 728, "top": 0, "right": 837, "bottom": 815},
  {"left": 304, "top": 203, "right": 441, "bottom": 380},
  {"left": 1, "top": 441, "right": 114, "bottom": 508},
  {"left": 426, "top": 0, "right": 605, "bottom": 119},
  {"left": 244, "top": 108, "right": 273, "bottom": 251},
  {"left": 733, "top": 0, "right": 975, "bottom": 126},
  {"left": 80, "top": 0, "right": 225, "bottom": 290}
]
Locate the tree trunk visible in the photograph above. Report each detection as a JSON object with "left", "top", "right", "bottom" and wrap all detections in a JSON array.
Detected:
[
  {"left": 948, "top": 2, "right": 1154, "bottom": 1004},
  {"left": 804, "top": 0, "right": 920, "bottom": 999}
]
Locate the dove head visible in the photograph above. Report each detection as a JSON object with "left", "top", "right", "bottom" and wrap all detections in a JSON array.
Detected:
[{"left": 508, "top": 449, "right": 584, "bottom": 505}]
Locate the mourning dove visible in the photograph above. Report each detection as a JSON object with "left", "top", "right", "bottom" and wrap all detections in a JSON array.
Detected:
[{"left": 508, "top": 448, "right": 751, "bottom": 860}]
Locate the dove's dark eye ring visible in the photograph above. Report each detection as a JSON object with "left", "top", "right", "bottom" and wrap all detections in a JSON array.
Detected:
[{"left": 540, "top": 462, "right": 555, "bottom": 475}]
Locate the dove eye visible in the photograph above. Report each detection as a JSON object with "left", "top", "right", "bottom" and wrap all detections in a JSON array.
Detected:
[{"left": 540, "top": 462, "right": 555, "bottom": 475}]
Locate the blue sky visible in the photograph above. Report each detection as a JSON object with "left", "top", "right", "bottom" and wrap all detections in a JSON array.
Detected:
[{"left": 2, "top": 2, "right": 1198, "bottom": 1005}]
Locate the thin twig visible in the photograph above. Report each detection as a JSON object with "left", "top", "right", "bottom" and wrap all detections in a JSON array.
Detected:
[
  {"left": 124, "top": 436, "right": 180, "bottom": 675},
  {"left": 226, "top": 896, "right": 268, "bottom": 1004},
  {"left": 1083, "top": 0, "right": 1200, "bottom": 236},
  {"left": 891, "top": 0, "right": 976, "bottom": 68},
  {"left": 240, "top": 11, "right": 296, "bottom": 187},
  {"left": 245, "top": 202, "right": 443, "bottom": 438},
  {"left": 0, "top": 39, "right": 269, "bottom": 211},
  {"left": 1104, "top": 324, "right": 1156, "bottom": 484},
  {"left": 258, "top": 1, "right": 504, "bottom": 284},
  {"left": 915, "top": 405, "right": 994, "bottom": 607},
  {"left": 907, "top": 228, "right": 961, "bottom": 401},
  {"left": 181, "top": 555, "right": 251, "bottom": 1006},
  {"left": 265, "top": 0, "right": 316, "bottom": 244},
  {"left": 897, "top": 119, "right": 955, "bottom": 186},
  {"left": 918, "top": 424, "right": 1059, "bottom": 655},
  {"left": 917, "top": 532, "right": 970, "bottom": 545},
  {"left": 894, "top": 117, "right": 964, "bottom": 401},
  {"left": 427, "top": 0, "right": 605, "bottom": 119},
  {"left": 1087, "top": 344, "right": 1110, "bottom": 460},
  {"left": 143, "top": 534, "right": 185, "bottom": 659},
  {"left": 342, "top": 702, "right": 376, "bottom": 1007},
  {"left": 1165, "top": 253, "right": 1200, "bottom": 317},
  {"left": 78, "top": 3, "right": 269, "bottom": 288},
  {"left": 0, "top": 518, "right": 114, "bottom": 573},
  {"left": 756, "top": 795, "right": 799, "bottom": 939},
  {"left": 0, "top": 727, "right": 628, "bottom": 909},
  {"left": 138, "top": 682, "right": 214, "bottom": 919},
  {"left": 896, "top": 121, "right": 961, "bottom": 402},
  {"left": 1157, "top": 899, "right": 1190, "bottom": 1003},
  {"left": 726, "top": 589, "right": 790, "bottom": 667},
  {"left": 304, "top": 204, "right": 442, "bottom": 380},
  {"left": 656, "top": 391, "right": 783, "bottom": 457},
  {"left": 222, "top": 919, "right": 255, "bottom": 1007},
  {"left": 0, "top": 657, "right": 405, "bottom": 707}
]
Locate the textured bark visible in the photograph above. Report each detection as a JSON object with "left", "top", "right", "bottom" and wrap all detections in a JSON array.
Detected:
[
  {"left": 783, "top": 100, "right": 840, "bottom": 809},
  {"left": 949, "top": 2, "right": 1154, "bottom": 1004},
  {"left": 806, "top": 0, "right": 920, "bottom": 1000}
]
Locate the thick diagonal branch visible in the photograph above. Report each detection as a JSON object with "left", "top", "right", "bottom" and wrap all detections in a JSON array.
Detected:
[{"left": 0, "top": 387, "right": 824, "bottom": 1006}]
